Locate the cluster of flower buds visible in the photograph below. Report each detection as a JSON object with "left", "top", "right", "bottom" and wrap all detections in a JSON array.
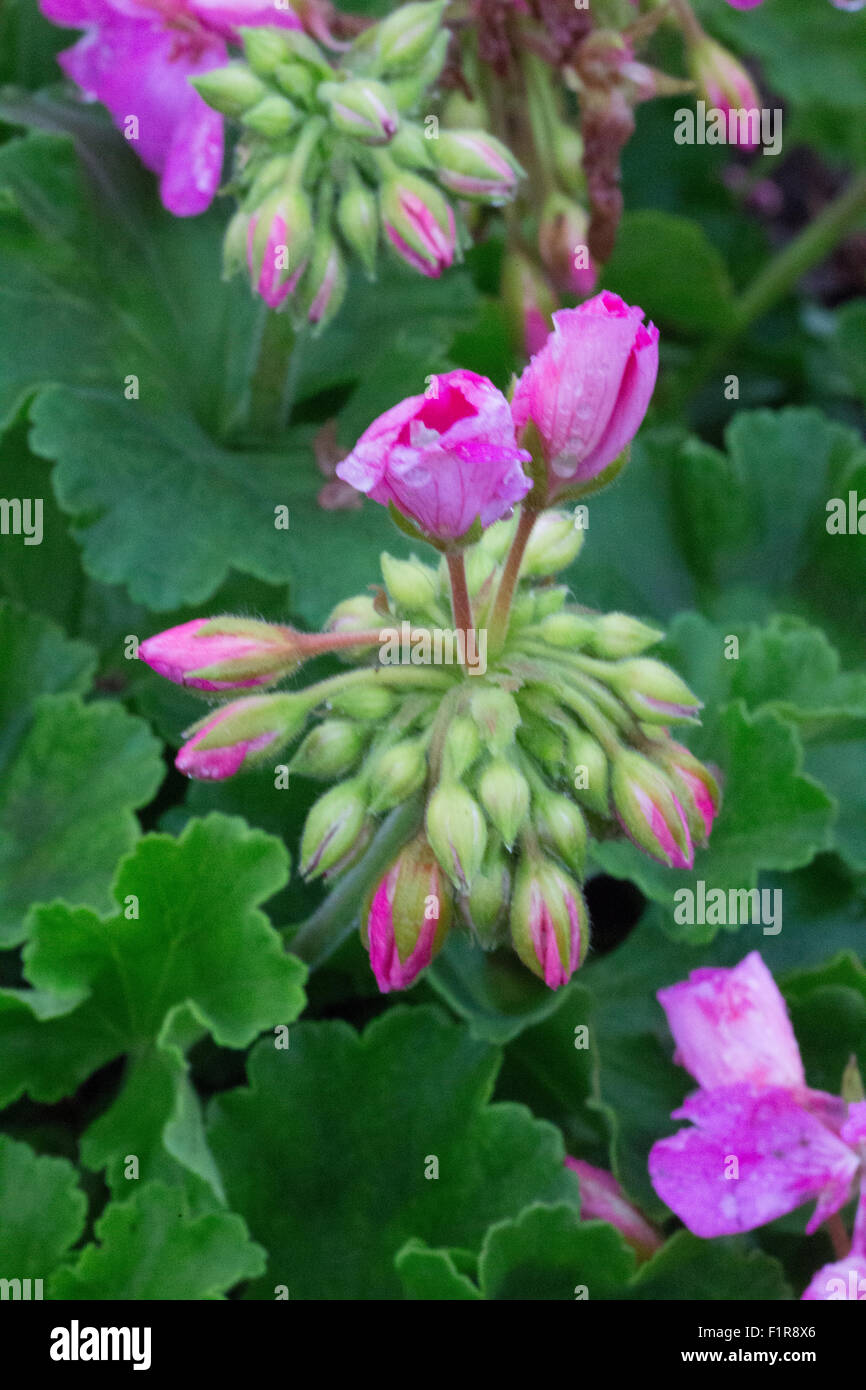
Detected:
[
  {"left": 140, "top": 292, "right": 719, "bottom": 995},
  {"left": 193, "top": 2, "right": 524, "bottom": 329}
]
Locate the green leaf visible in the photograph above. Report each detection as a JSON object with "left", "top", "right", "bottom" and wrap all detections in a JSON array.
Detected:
[
  {"left": 395, "top": 1239, "right": 483, "bottom": 1300},
  {"left": 0, "top": 1135, "right": 86, "bottom": 1279},
  {"left": 782, "top": 951, "right": 866, "bottom": 1095},
  {"left": 805, "top": 737, "right": 866, "bottom": 871},
  {"left": 49, "top": 1182, "right": 265, "bottom": 1300},
  {"left": 0, "top": 814, "right": 307, "bottom": 1195},
  {"left": 591, "top": 703, "right": 835, "bottom": 941},
  {"left": 604, "top": 211, "right": 735, "bottom": 334},
  {"left": 833, "top": 300, "right": 866, "bottom": 407},
  {"left": 628, "top": 1231, "right": 791, "bottom": 1302},
  {"left": 0, "top": 601, "right": 163, "bottom": 947},
  {"left": 426, "top": 932, "right": 567, "bottom": 1044},
  {"left": 478, "top": 1204, "right": 635, "bottom": 1300},
  {"left": 208, "top": 1006, "right": 581, "bottom": 1299}
]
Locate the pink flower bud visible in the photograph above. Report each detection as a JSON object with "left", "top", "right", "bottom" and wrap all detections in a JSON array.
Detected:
[
  {"left": 363, "top": 836, "right": 452, "bottom": 992},
  {"left": 510, "top": 856, "right": 588, "bottom": 989},
  {"left": 139, "top": 617, "right": 300, "bottom": 692},
  {"left": 335, "top": 368, "right": 532, "bottom": 543},
  {"left": 511, "top": 291, "right": 658, "bottom": 501},
  {"left": 380, "top": 172, "right": 456, "bottom": 278},
  {"left": 658, "top": 740, "right": 720, "bottom": 844},
  {"left": 611, "top": 748, "right": 694, "bottom": 869},
  {"left": 176, "top": 694, "right": 305, "bottom": 780},
  {"left": 433, "top": 129, "right": 523, "bottom": 204},
  {"left": 565, "top": 1159, "right": 662, "bottom": 1260},
  {"left": 246, "top": 187, "right": 312, "bottom": 309},
  {"left": 689, "top": 38, "right": 762, "bottom": 150},
  {"left": 538, "top": 193, "right": 597, "bottom": 297}
]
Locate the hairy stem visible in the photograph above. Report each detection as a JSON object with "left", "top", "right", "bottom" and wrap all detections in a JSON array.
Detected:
[{"left": 446, "top": 551, "right": 474, "bottom": 642}]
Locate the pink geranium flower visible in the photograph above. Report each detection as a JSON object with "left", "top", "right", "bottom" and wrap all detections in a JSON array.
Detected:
[
  {"left": 40, "top": 0, "right": 301, "bottom": 215},
  {"left": 511, "top": 292, "right": 658, "bottom": 500},
  {"left": 649, "top": 952, "right": 866, "bottom": 1300},
  {"left": 336, "top": 369, "right": 533, "bottom": 543}
]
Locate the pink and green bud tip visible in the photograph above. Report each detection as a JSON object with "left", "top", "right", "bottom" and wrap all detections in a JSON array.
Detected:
[
  {"left": 300, "top": 778, "right": 369, "bottom": 878},
  {"left": 510, "top": 854, "right": 589, "bottom": 989},
  {"left": 176, "top": 693, "right": 308, "bottom": 781},
  {"left": 362, "top": 834, "right": 452, "bottom": 992},
  {"left": 322, "top": 78, "right": 399, "bottom": 145},
  {"left": 433, "top": 130, "right": 523, "bottom": 205},
  {"left": 605, "top": 657, "right": 703, "bottom": 723},
  {"left": 138, "top": 617, "right": 302, "bottom": 692},
  {"left": 246, "top": 185, "right": 314, "bottom": 310},
  {"left": 380, "top": 171, "right": 456, "bottom": 279},
  {"left": 565, "top": 1159, "right": 662, "bottom": 1261},
  {"left": 425, "top": 780, "right": 487, "bottom": 891},
  {"left": 611, "top": 748, "right": 694, "bottom": 869},
  {"left": 375, "top": 2, "right": 449, "bottom": 75},
  {"left": 688, "top": 37, "right": 762, "bottom": 150},
  {"left": 538, "top": 193, "right": 597, "bottom": 298}
]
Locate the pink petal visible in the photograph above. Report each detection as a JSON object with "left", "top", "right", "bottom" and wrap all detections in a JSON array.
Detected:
[{"left": 801, "top": 1255, "right": 866, "bottom": 1301}]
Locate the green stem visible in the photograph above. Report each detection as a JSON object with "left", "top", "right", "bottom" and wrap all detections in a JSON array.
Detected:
[
  {"left": 488, "top": 507, "right": 539, "bottom": 657},
  {"left": 248, "top": 310, "right": 297, "bottom": 438},
  {"left": 302, "top": 665, "right": 455, "bottom": 705},
  {"left": 288, "top": 794, "right": 424, "bottom": 967},
  {"left": 675, "top": 170, "right": 866, "bottom": 407},
  {"left": 445, "top": 551, "right": 474, "bottom": 648}
]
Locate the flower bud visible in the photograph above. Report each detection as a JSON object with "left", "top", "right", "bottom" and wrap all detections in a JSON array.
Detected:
[
  {"left": 329, "top": 682, "right": 398, "bottom": 719},
  {"left": 389, "top": 122, "right": 436, "bottom": 171},
  {"left": 139, "top": 616, "right": 301, "bottom": 692},
  {"left": 433, "top": 130, "right": 523, "bottom": 204},
  {"left": 376, "top": 1, "right": 449, "bottom": 74},
  {"left": 586, "top": 613, "right": 664, "bottom": 659},
  {"left": 653, "top": 740, "right": 720, "bottom": 846},
  {"left": 565, "top": 1159, "right": 661, "bottom": 1261},
  {"left": 246, "top": 186, "right": 314, "bottom": 310},
  {"left": 501, "top": 250, "right": 557, "bottom": 360},
  {"left": 477, "top": 513, "right": 518, "bottom": 561},
  {"left": 425, "top": 780, "right": 487, "bottom": 890},
  {"left": 567, "top": 725, "right": 610, "bottom": 817},
  {"left": 274, "top": 61, "right": 317, "bottom": 105},
  {"left": 336, "top": 174, "right": 379, "bottom": 278},
  {"left": 516, "top": 712, "right": 566, "bottom": 779},
  {"left": 293, "top": 233, "right": 347, "bottom": 333},
  {"left": 510, "top": 855, "right": 588, "bottom": 988},
  {"left": 535, "top": 788, "right": 588, "bottom": 878},
  {"left": 176, "top": 693, "right": 308, "bottom": 780},
  {"left": 611, "top": 748, "right": 694, "bottom": 869},
  {"left": 368, "top": 737, "right": 428, "bottom": 812},
  {"left": 520, "top": 510, "right": 585, "bottom": 575},
  {"left": 327, "top": 594, "right": 384, "bottom": 638},
  {"left": 322, "top": 78, "right": 399, "bottom": 144},
  {"left": 688, "top": 37, "right": 762, "bottom": 150},
  {"left": 300, "top": 778, "right": 369, "bottom": 877},
  {"left": 477, "top": 757, "right": 530, "bottom": 849},
  {"left": 240, "top": 27, "right": 299, "bottom": 78},
  {"left": 241, "top": 93, "right": 301, "bottom": 139},
  {"left": 605, "top": 658, "right": 702, "bottom": 723},
  {"left": 290, "top": 718, "right": 366, "bottom": 779},
  {"left": 191, "top": 62, "right": 268, "bottom": 118},
  {"left": 381, "top": 552, "right": 441, "bottom": 614},
  {"left": 362, "top": 833, "right": 452, "bottom": 992},
  {"left": 380, "top": 171, "right": 456, "bottom": 278},
  {"left": 386, "top": 30, "right": 449, "bottom": 109},
  {"left": 463, "top": 547, "right": 497, "bottom": 598},
  {"left": 464, "top": 842, "right": 511, "bottom": 944},
  {"left": 552, "top": 124, "right": 586, "bottom": 201},
  {"left": 267, "top": 28, "right": 333, "bottom": 79},
  {"left": 441, "top": 715, "right": 481, "bottom": 781},
  {"left": 539, "top": 611, "right": 596, "bottom": 650},
  {"left": 534, "top": 586, "right": 568, "bottom": 620},
  {"left": 468, "top": 686, "right": 520, "bottom": 752},
  {"left": 538, "top": 193, "right": 597, "bottom": 297}
]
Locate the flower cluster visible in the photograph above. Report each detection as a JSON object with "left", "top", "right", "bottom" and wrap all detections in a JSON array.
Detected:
[
  {"left": 195, "top": 4, "right": 523, "bottom": 326},
  {"left": 650, "top": 953, "right": 866, "bottom": 1302},
  {"left": 140, "top": 291, "right": 719, "bottom": 994}
]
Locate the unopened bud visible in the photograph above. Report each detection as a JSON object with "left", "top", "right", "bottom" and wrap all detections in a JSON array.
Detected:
[
  {"left": 477, "top": 757, "right": 530, "bottom": 848},
  {"left": 329, "top": 681, "right": 398, "bottom": 720},
  {"left": 246, "top": 186, "right": 314, "bottom": 310},
  {"left": 567, "top": 725, "right": 610, "bottom": 817},
  {"left": 510, "top": 854, "right": 588, "bottom": 989},
  {"left": 139, "top": 616, "right": 301, "bottom": 692},
  {"left": 535, "top": 788, "right": 588, "bottom": 878},
  {"left": 239, "top": 27, "right": 298, "bottom": 77},
  {"left": 274, "top": 61, "right": 317, "bottom": 105},
  {"left": 177, "top": 693, "right": 308, "bottom": 780},
  {"left": 380, "top": 170, "right": 455, "bottom": 278},
  {"left": 368, "top": 736, "right": 428, "bottom": 812},
  {"left": 441, "top": 714, "right": 481, "bottom": 781},
  {"left": 300, "top": 778, "right": 369, "bottom": 877},
  {"left": 191, "top": 62, "right": 268, "bottom": 118},
  {"left": 521, "top": 510, "right": 585, "bottom": 575},
  {"left": 465, "top": 842, "right": 511, "bottom": 946},
  {"left": 433, "top": 129, "right": 523, "bottom": 204},
  {"left": 323, "top": 78, "right": 399, "bottom": 144},
  {"left": 376, "top": 2, "right": 449, "bottom": 75},
  {"left": 387, "top": 30, "right": 449, "bottom": 109},
  {"left": 688, "top": 37, "right": 762, "bottom": 149},
  {"left": 425, "top": 780, "right": 487, "bottom": 889},
  {"left": 611, "top": 748, "right": 694, "bottom": 870},
  {"left": 538, "top": 192, "right": 597, "bottom": 297},
  {"left": 336, "top": 174, "right": 379, "bottom": 278},
  {"left": 605, "top": 658, "right": 702, "bottom": 723},
  {"left": 293, "top": 233, "right": 347, "bottom": 333},
  {"left": 362, "top": 833, "right": 452, "bottom": 992},
  {"left": 468, "top": 686, "right": 521, "bottom": 752},
  {"left": 587, "top": 613, "right": 664, "bottom": 659},
  {"left": 653, "top": 739, "right": 720, "bottom": 846},
  {"left": 389, "top": 121, "right": 436, "bottom": 170},
  {"left": 539, "top": 611, "right": 596, "bottom": 650},
  {"left": 381, "top": 552, "right": 441, "bottom": 613},
  {"left": 241, "top": 92, "right": 301, "bottom": 138},
  {"left": 291, "top": 718, "right": 366, "bottom": 779}
]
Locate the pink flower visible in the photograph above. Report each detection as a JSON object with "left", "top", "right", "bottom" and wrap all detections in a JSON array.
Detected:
[
  {"left": 335, "top": 369, "right": 532, "bottom": 543},
  {"left": 139, "top": 616, "right": 299, "bottom": 691},
  {"left": 802, "top": 1254, "right": 866, "bottom": 1301},
  {"left": 40, "top": 0, "right": 301, "bottom": 216},
  {"left": 649, "top": 953, "right": 866, "bottom": 1298},
  {"left": 511, "top": 292, "right": 658, "bottom": 500},
  {"left": 565, "top": 1159, "right": 662, "bottom": 1259}
]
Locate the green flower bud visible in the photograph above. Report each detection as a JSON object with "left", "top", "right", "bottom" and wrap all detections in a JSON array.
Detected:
[
  {"left": 510, "top": 853, "right": 589, "bottom": 988},
  {"left": 539, "top": 611, "right": 596, "bottom": 650},
  {"left": 322, "top": 78, "right": 399, "bottom": 144},
  {"left": 336, "top": 173, "right": 379, "bottom": 278},
  {"left": 441, "top": 714, "right": 481, "bottom": 781},
  {"left": 465, "top": 842, "right": 511, "bottom": 947},
  {"left": 552, "top": 122, "right": 586, "bottom": 201},
  {"left": 477, "top": 757, "right": 530, "bottom": 848},
  {"left": 469, "top": 686, "right": 521, "bottom": 752},
  {"left": 464, "top": 547, "right": 498, "bottom": 599},
  {"left": 534, "top": 787, "right": 588, "bottom": 878},
  {"left": 375, "top": 1, "right": 449, "bottom": 75},
  {"left": 329, "top": 682, "right": 398, "bottom": 720},
  {"left": 534, "top": 586, "right": 569, "bottom": 620},
  {"left": 381, "top": 552, "right": 441, "bottom": 614},
  {"left": 291, "top": 718, "right": 366, "bottom": 779},
  {"left": 272, "top": 29, "right": 333, "bottom": 79},
  {"left": 239, "top": 27, "right": 298, "bottom": 77},
  {"left": 478, "top": 513, "right": 518, "bottom": 560},
  {"left": 361, "top": 834, "right": 452, "bottom": 989},
  {"left": 300, "top": 778, "right": 368, "bottom": 878},
  {"left": 520, "top": 510, "right": 585, "bottom": 576},
  {"left": 242, "top": 153, "right": 293, "bottom": 209},
  {"left": 274, "top": 61, "right": 317, "bottom": 106},
  {"left": 433, "top": 129, "right": 523, "bottom": 205},
  {"left": 223, "top": 208, "right": 251, "bottom": 279},
  {"left": 567, "top": 725, "right": 610, "bottom": 816},
  {"left": 387, "top": 30, "right": 449, "bottom": 110},
  {"left": 605, "top": 658, "right": 703, "bottom": 724},
  {"left": 241, "top": 92, "right": 301, "bottom": 138},
  {"left": 292, "top": 231, "right": 348, "bottom": 334},
  {"left": 508, "top": 590, "right": 538, "bottom": 630},
  {"left": 368, "top": 737, "right": 428, "bottom": 812},
  {"left": 191, "top": 62, "right": 268, "bottom": 118},
  {"left": 388, "top": 122, "right": 436, "bottom": 170},
  {"left": 327, "top": 594, "right": 384, "bottom": 637},
  {"left": 247, "top": 185, "right": 314, "bottom": 301},
  {"left": 610, "top": 749, "right": 694, "bottom": 870},
  {"left": 425, "top": 780, "right": 487, "bottom": 890},
  {"left": 516, "top": 711, "right": 565, "bottom": 779},
  {"left": 587, "top": 613, "right": 664, "bottom": 660}
]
